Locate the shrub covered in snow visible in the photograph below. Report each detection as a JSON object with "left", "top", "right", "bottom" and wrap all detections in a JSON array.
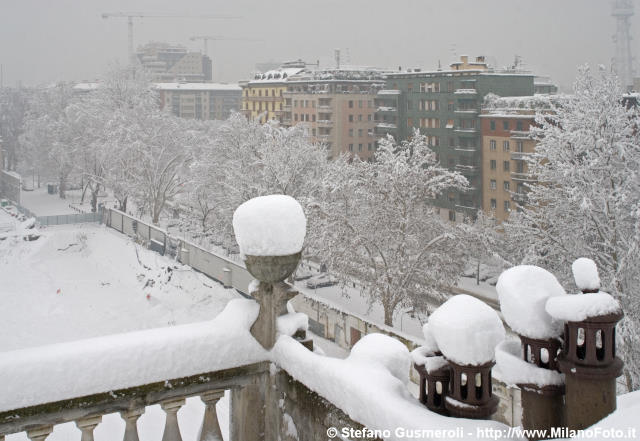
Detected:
[
  {"left": 496, "top": 265, "right": 566, "bottom": 339},
  {"left": 428, "top": 294, "right": 505, "bottom": 366},
  {"left": 232, "top": 195, "right": 306, "bottom": 257}
]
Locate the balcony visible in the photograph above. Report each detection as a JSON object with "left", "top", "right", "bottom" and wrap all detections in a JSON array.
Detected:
[
  {"left": 511, "top": 172, "right": 535, "bottom": 181},
  {"left": 376, "top": 106, "right": 398, "bottom": 113},
  {"left": 454, "top": 89, "right": 477, "bottom": 95},
  {"left": 454, "top": 127, "right": 478, "bottom": 134},
  {"left": 510, "top": 130, "right": 532, "bottom": 139},
  {"left": 454, "top": 108, "right": 479, "bottom": 114},
  {"left": 510, "top": 151, "right": 531, "bottom": 160},
  {"left": 376, "top": 122, "right": 398, "bottom": 130},
  {"left": 283, "top": 104, "right": 291, "bottom": 111},
  {"left": 317, "top": 105, "right": 332, "bottom": 111},
  {"left": 378, "top": 89, "right": 401, "bottom": 95},
  {"left": 455, "top": 146, "right": 478, "bottom": 153},
  {"left": 316, "top": 134, "right": 331, "bottom": 143},
  {"left": 455, "top": 164, "right": 479, "bottom": 175},
  {"left": 317, "top": 120, "right": 333, "bottom": 127}
]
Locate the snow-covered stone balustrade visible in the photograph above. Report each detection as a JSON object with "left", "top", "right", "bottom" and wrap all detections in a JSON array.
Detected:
[{"left": 0, "top": 299, "right": 269, "bottom": 441}]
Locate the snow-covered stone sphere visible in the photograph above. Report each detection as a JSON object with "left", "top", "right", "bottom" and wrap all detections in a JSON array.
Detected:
[
  {"left": 571, "top": 258, "right": 600, "bottom": 292},
  {"left": 233, "top": 195, "right": 307, "bottom": 257},
  {"left": 349, "top": 333, "right": 410, "bottom": 384},
  {"left": 428, "top": 294, "right": 505, "bottom": 366},
  {"left": 496, "top": 265, "right": 566, "bottom": 340}
]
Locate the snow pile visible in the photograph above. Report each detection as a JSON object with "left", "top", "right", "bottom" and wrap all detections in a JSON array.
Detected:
[
  {"left": 546, "top": 293, "right": 621, "bottom": 323},
  {"left": 277, "top": 312, "right": 309, "bottom": 336},
  {"left": 349, "top": 334, "right": 410, "bottom": 384},
  {"left": 495, "top": 340, "right": 564, "bottom": 388},
  {"left": 572, "top": 258, "right": 600, "bottom": 292},
  {"left": 422, "top": 322, "right": 439, "bottom": 353},
  {"left": 0, "top": 215, "right": 40, "bottom": 241},
  {"left": 428, "top": 295, "right": 505, "bottom": 365},
  {"left": 411, "top": 346, "right": 435, "bottom": 366},
  {"left": 232, "top": 195, "right": 306, "bottom": 257},
  {"left": 496, "top": 265, "right": 566, "bottom": 339},
  {"left": 0, "top": 299, "right": 267, "bottom": 412},
  {"left": 272, "top": 334, "right": 513, "bottom": 441}
]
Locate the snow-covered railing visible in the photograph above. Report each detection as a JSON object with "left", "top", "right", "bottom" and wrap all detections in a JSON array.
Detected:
[{"left": 0, "top": 299, "right": 268, "bottom": 440}]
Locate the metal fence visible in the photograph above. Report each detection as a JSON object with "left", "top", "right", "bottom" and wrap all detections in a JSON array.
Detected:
[{"left": 12, "top": 203, "right": 103, "bottom": 226}]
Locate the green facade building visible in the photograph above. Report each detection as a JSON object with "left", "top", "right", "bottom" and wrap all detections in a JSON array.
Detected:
[{"left": 375, "top": 57, "right": 534, "bottom": 220}]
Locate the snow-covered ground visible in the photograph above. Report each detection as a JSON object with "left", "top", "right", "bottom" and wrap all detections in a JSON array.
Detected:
[
  {"left": 0, "top": 223, "right": 239, "bottom": 352},
  {"left": 19, "top": 186, "right": 115, "bottom": 216}
]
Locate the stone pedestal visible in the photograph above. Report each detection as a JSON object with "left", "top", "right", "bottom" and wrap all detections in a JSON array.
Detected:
[{"left": 520, "top": 384, "right": 564, "bottom": 440}]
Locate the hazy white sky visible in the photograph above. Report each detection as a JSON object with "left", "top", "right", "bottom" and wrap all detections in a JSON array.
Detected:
[{"left": 0, "top": 0, "right": 636, "bottom": 91}]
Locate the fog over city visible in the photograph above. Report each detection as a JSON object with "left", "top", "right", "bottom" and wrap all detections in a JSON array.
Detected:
[{"left": 0, "top": 0, "right": 633, "bottom": 90}]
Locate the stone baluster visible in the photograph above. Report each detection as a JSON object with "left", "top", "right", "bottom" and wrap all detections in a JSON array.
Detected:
[
  {"left": 200, "top": 390, "right": 225, "bottom": 441},
  {"left": 161, "top": 399, "right": 186, "bottom": 441},
  {"left": 26, "top": 426, "right": 53, "bottom": 441},
  {"left": 121, "top": 407, "right": 145, "bottom": 441},
  {"left": 76, "top": 415, "right": 102, "bottom": 441}
]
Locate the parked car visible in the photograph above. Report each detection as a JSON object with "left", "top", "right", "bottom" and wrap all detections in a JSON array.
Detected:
[
  {"left": 293, "top": 267, "right": 315, "bottom": 281},
  {"left": 305, "top": 273, "right": 338, "bottom": 289}
]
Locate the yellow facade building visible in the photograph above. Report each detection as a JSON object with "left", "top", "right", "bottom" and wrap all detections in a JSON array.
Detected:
[{"left": 240, "top": 61, "right": 307, "bottom": 124}]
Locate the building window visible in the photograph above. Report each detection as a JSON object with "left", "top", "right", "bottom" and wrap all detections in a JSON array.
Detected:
[
  {"left": 448, "top": 101, "right": 454, "bottom": 111},
  {"left": 490, "top": 160, "right": 497, "bottom": 170},
  {"left": 449, "top": 210, "right": 456, "bottom": 222},
  {"left": 349, "top": 128, "right": 354, "bottom": 137},
  {"left": 368, "top": 114, "right": 372, "bottom": 121},
  {"left": 294, "top": 114, "right": 298, "bottom": 121},
  {"left": 503, "top": 120, "right": 509, "bottom": 130},
  {"left": 349, "top": 100, "right": 354, "bottom": 108},
  {"left": 490, "top": 140, "right": 496, "bottom": 151},
  {"left": 349, "top": 115, "right": 354, "bottom": 122},
  {"left": 516, "top": 120, "right": 523, "bottom": 131},
  {"left": 491, "top": 199, "right": 497, "bottom": 210},
  {"left": 503, "top": 141, "right": 510, "bottom": 151},
  {"left": 449, "top": 137, "right": 455, "bottom": 147},
  {"left": 358, "top": 143, "right": 363, "bottom": 151},
  {"left": 516, "top": 141, "right": 524, "bottom": 152},
  {"left": 516, "top": 161, "right": 525, "bottom": 173},
  {"left": 408, "top": 118, "right": 414, "bottom": 127},
  {"left": 504, "top": 200, "right": 511, "bottom": 211},
  {"left": 490, "top": 179, "right": 497, "bottom": 190},
  {"left": 349, "top": 144, "right": 354, "bottom": 151},
  {"left": 358, "top": 129, "right": 363, "bottom": 137},
  {"left": 504, "top": 181, "right": 510, "bottom": 191},
  {"left": 490, "top": 120, "right": 496, "bottom": 130},
  {"left": 504, "top": 161, "right": 510, "bottom": 171},
  {"left": 368, "top": 143, "right": 373, "bottom": 151},
  {"left": 358, "top": 100, "right": 363, "bottom": 108},
  {"left": 358, "top": 114, "right": 363, "bottom": 121}
]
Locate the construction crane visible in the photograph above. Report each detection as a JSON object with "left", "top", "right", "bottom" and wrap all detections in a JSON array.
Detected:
[
  {"left": 612, "top": 0, "right": 635, "bottom": 91},
  {"left": 189, "top": 35, "right": 262, "bottom": 58},
  {"left": 101, "top": 12, "right": 242, "bottom": 64}
]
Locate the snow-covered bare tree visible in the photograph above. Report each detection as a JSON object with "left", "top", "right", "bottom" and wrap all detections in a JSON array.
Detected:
[
  {"left": 311, "top": 130, "right": 469, "bottom": 326},
  {"left": 503, "top": 65, "right": 640, "bottom": 391},
  {"left": 191, "top": 114, "right": 330, "bottom": 250},
  {"left": 0, "top": 87, "right": 29, "bottom": 171}
]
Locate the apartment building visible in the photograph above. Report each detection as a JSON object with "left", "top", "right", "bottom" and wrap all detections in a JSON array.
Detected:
[
  {"left": 136, "top": 42, "right": 212, "bottom": 83},
  {"left": 240, "top": 61, "right": 307, "bottom": 124},
  {"left": 479, "top": 94, "right": 559, "bottom": 222},
  {"left": 282, "top": 69, "right": 386, "bottom": 160},
  {"left": 155, "top": 83, "right": 241, "bottom": 120},
  {"left": 374, "top": 55, "right": 534, "bottom": 221}
]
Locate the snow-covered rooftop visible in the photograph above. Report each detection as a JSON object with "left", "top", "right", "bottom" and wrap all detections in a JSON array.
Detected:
[{"left": 154, "top": 82, "right": 241, "bottom": 91}]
